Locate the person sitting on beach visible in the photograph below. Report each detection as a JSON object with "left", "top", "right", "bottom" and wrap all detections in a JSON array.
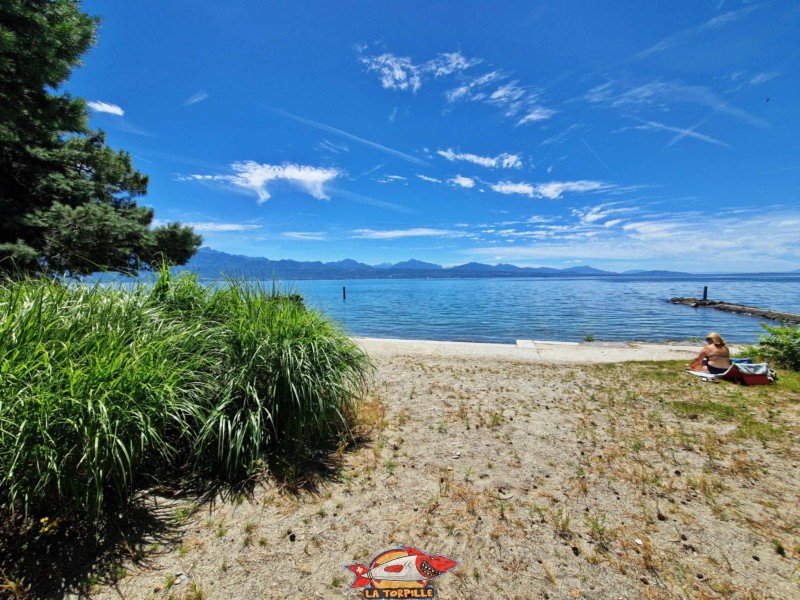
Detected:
[{"left": 686, "top": 332, "right": 732, "bottom": 374}]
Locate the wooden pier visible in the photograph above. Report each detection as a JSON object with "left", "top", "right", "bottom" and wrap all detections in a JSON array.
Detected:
[{"left": 670, "top": 297, "right": 800, "bottom": 324}]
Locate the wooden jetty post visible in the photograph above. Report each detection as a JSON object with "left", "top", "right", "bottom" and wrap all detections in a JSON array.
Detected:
[
  {"left": 342, "top": 286, "right": 346, "bottom": 301},
  {"left": 703, "top": 286, "right": 708, "bottom": 301}
]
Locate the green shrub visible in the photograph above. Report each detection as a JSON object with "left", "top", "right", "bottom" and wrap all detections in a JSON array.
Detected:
[
  {"left": 0, "top": 278, "right": 221, "bottom": 524},
  {"left": 0, "top": 272, "right": 372, "bottom": 526},
  {"left": 194, "top": 280, "right": 371, "bottom": 480},
  {"left": 755, "top": 323, "right": 800, "bottom": 371}
]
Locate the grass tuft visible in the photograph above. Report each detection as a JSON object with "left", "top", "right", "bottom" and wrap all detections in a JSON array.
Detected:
[{"left": 0, "top": 270, "right": 372, "bottom": 531}]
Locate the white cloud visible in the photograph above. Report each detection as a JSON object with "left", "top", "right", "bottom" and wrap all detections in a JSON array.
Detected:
[
  {"left": 438, "top": 148, "right": 522, "bottom": 169},
  {"left": 749, "top": 71, "right": 780, "bottom": 86},
  {"left": 377, "top": 175, "right": 407, "bottom": 184},
  {"left": 417, "top": 174, "right": 443, "bottom": 183},
  {"left": 182, "top": 222, "right": 261, "bottom": 232},
  {"left": 491, "top": 180, "right": 607, "bottom": 199},
  {"left": 352, "top": 228, "right": 470, "bottom": 239},
  {"left": 359, "top": 50, "right": 479, "bottom": 93},
  {"left": 425, "top": 52, "right": 481, "bottom": 77},
  {"left": 536, "top": 181, "right": 606, "bottom": 199},
  {"left": 489, "top": 82, "right": 526, "bottom": 104},
  {"left": 572, "top": 204, "right": 638, "bottom": 226},
  {"left": 499, "top": 154, "right": 523, "bottom": 169},
  {"left": 466, "top": 209, "right": 800, "bottom": 271},
  {"left": 491, "top": 181, "right": 536, "bottom": 197},
  {"left": 446, "top": 71, "right": 554, "bottom": 124},
  {"left": 87, "top": 101, "right": 124, "bottom": 116},
  {"left": 360, "top": 53, "right": 422, "bottom": 92},
  {"left": 722, "top": 71, "right": 782, "bottom": 93},
  {"left": 517, "top": 107, "right": 556, "bottom": 125},
  {"left": 183, "top": 161, "right": 341, "bottom": 203},
  {"left": 283, "top": 231, "right": 327, "bottom": 240},
  {"left": 450, "top": 175, "right": 475, "bottom": 189},
  {"left": 445, "top": 71, "right": 503, "bottom": 102},
  {"left": 185, "top": 91, "right": 209, "bottom": 105}
]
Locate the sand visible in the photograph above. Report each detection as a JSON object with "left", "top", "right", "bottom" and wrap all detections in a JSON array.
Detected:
[
  {"left": 82, "top": 339, "right": 797, "bottom": 600},
  {"left": 355, "top": 337, "right": 709, "bottom": 364}
]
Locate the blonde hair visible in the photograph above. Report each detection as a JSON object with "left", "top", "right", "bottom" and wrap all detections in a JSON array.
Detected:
[{"left": 706, "top": 332, "right": 726, "bottom": 346}]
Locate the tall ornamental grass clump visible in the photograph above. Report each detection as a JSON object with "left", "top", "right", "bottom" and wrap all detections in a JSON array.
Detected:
[
  {"left": 0, "top": 278, "right": 221, "bottom": 524},
  {"left": 0, "top": 271, "right": 372, "bottom": 529},
  {"left": 756, "top": 322, "right": 800, "bottom": 371},
  {"left": 194, "top": 280, "right": 372, "bottom": 480}
]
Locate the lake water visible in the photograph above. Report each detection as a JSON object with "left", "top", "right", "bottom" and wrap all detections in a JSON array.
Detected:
[{"left": 287, "top": 275, "right": 800, "bottom": 344}]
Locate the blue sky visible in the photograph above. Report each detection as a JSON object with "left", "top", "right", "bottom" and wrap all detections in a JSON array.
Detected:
[{"left": 70, "top": 0, "right": 799, "bottom": 272}]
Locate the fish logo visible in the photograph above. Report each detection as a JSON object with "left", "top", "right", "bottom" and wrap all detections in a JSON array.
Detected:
[{"left": 343, "top": 545, "right": 458, "bottom": 598}]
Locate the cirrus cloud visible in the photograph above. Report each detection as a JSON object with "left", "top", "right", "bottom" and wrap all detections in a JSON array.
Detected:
[
  {"left": 87, "top": 101, "right": 124, "bottom": 116},
  {"left": 359, "top": 50, "right": 480, "bottom": 93},
  {"left": 183, "top": 222, "right": 261, "bottom": 232},
  {"left": 491, "top": 180, "right": 608, "bottom": 199},
  {"left": 450, "top": 175, "right": 476, "bottom": 189},
  {"left": 182, "top": 161, "right": 342, "bottom": 203},
  {"left": 438, "top": 148, "right": 522, "bottom": 169},
  {"left": 352, "top": 228, "right": 471, "bottom": 239}
]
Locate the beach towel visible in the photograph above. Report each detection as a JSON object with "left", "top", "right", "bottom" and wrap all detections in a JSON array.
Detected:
[{"left": 686, "top": 362, "right": 776, "bottom": 385}]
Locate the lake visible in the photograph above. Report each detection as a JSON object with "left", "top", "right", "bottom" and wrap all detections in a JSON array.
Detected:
[{"left": 287, "top": 274, "right": 800, "bottom": 344}]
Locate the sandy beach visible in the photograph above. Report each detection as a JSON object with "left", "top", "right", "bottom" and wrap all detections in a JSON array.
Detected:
[
  {"left": 87, "top": 339, "right": 798, "bottom": 600},
  {"left": 355, "top": 337, "right": 710, "bottom": 364}
]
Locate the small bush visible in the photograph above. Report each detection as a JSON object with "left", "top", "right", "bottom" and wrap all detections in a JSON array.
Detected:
[
  {"left": 755, "top": 323, "right": 800, "bottom": 371},
  {"left": 194, "top": 279, "right": 371, "bottom": 480},
  {"left": 0, "top": 271, "right": 372, "bottom": 527},
  {"left": 0, "top": 278, "right": 221, "bottom": 524}
]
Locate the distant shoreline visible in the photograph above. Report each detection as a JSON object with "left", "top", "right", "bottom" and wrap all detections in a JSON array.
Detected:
[{"left": 355, "top": 336, "right": 721, "bottom": 364}]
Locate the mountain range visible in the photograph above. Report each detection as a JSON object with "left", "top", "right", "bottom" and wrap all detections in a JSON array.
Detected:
[{"left": 182, "top": 248, "right": 692, "bottom": 280}]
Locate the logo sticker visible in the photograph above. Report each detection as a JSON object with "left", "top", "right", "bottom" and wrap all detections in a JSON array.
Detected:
[{"left": 343, "top": 545, "right": 459, "bottom": 598}]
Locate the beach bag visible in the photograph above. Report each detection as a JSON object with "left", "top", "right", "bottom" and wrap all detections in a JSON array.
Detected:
[
  {"left": 686, "top": 362, "right": 776, "bottom": 385},
  {"left": 724, "top": 363, "right": 776, "bottom": 385}
]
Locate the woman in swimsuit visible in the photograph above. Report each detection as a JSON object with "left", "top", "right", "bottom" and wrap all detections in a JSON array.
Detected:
[{"left": 686, "top": 332, "right": 732, "bottom": 374}]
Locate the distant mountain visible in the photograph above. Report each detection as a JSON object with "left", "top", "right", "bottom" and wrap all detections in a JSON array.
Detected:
[
  {"left": 495, "top": 263, "right": 527, "bottom": 272},
  {"left": 562, "top": 265, "right": 615, "bottom": 275},
  {"left": 622, "top": 269, "right": 692, "bottom": 276},
  {"left": 391, "top": 259, "right": 443, "bottom": 270},
  {"left": 450, "top": 262, "right": 497, "bottom": 272},
  {"left": 325, "top": 259, "right": 373, "bottom": 270},
  {"left": 177, "top": 248, "right": 718, "bottom": 280}
]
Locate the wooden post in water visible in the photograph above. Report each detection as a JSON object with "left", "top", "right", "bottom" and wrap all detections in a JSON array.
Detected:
[
  {"left": 702, "top": 286, "right": 708, "bottom": 301},
  {"left": 342, "top": 286, "right": 346, "bottom": 301}
]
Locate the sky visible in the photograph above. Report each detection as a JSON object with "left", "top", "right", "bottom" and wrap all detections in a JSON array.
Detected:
[{"left": 68, "top": 0, "right": 800, "bottom": 272}]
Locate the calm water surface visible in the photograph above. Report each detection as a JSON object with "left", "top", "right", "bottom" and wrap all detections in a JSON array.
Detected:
[{"left": 286, "top": 275, "right": 800, "bottom": 344}]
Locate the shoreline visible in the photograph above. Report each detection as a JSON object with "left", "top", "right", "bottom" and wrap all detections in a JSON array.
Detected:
[{"left": 355, "top": 336, "right": 728, "bottom": 363}]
